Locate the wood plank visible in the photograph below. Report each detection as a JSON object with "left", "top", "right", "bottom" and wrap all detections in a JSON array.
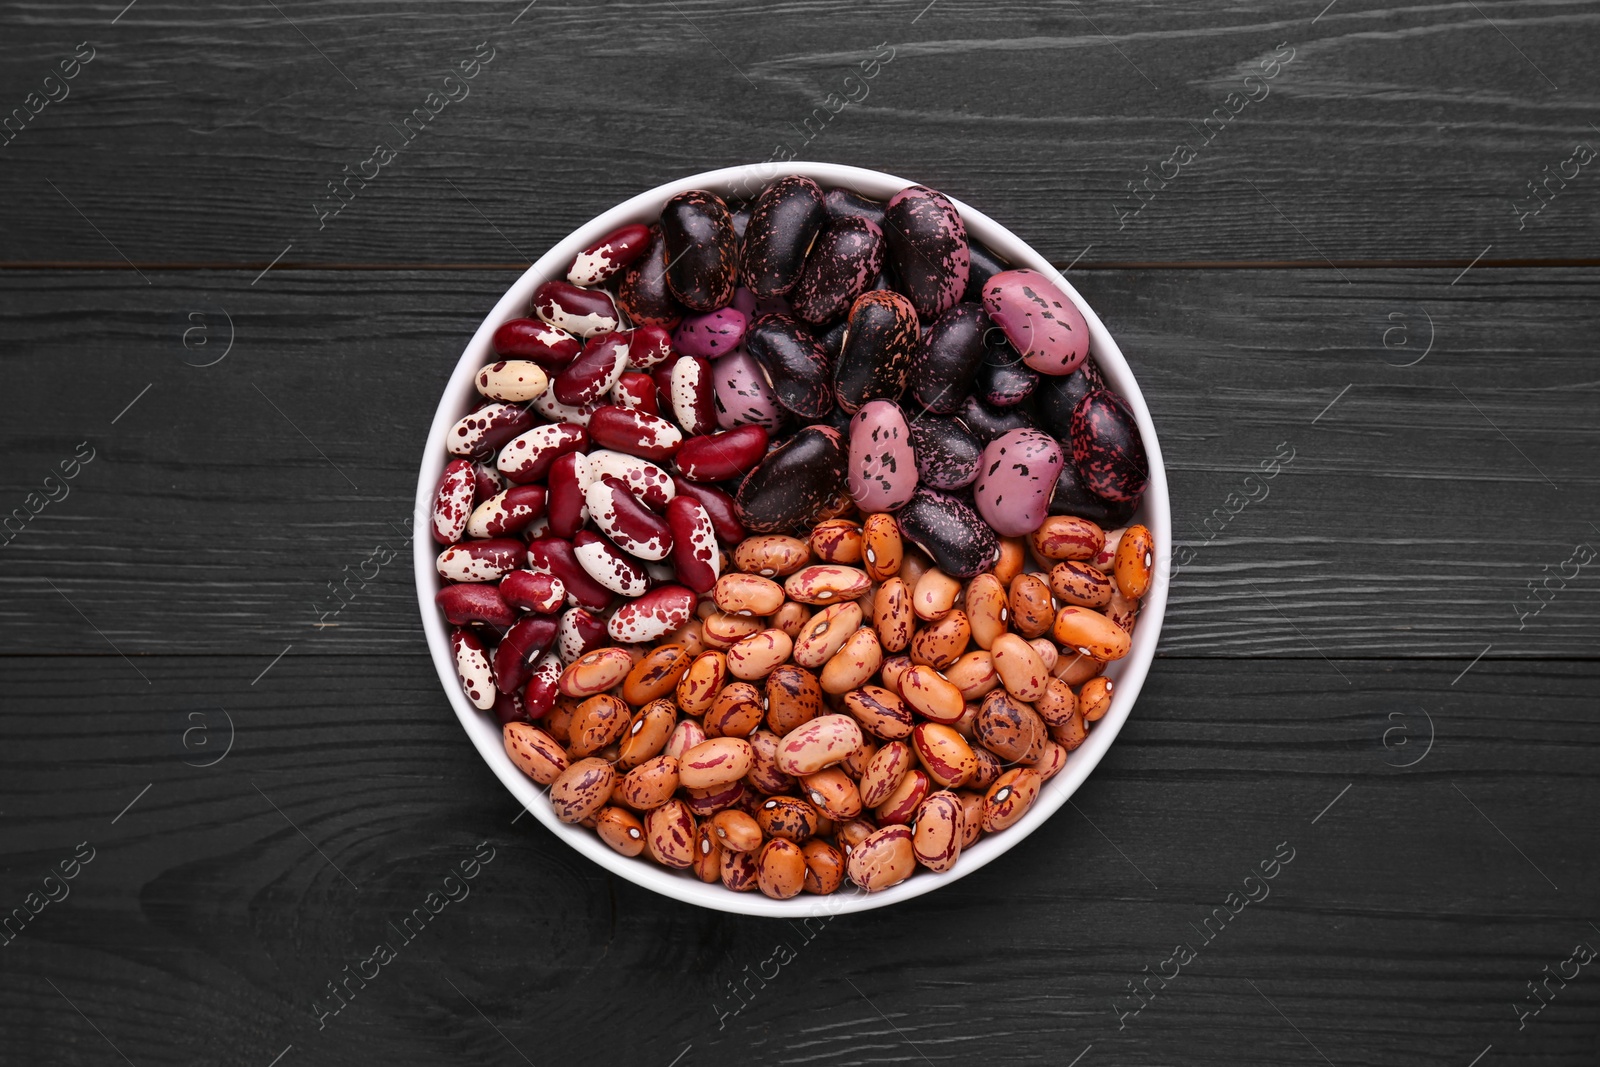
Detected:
[
  {"left": 0, "top": 654, "right": 1595, "bottom": 1064},
  {"left": 0, "top": 1, "right": 1597, "bottom": 264},
  {"left": 1, "top": 266, "right": 1597, "bottom": 657}
]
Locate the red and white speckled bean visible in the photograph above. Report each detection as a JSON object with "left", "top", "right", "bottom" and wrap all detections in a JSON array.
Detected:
[
  {"left": 431, "top": 458, "right": 476, "bottom": 545},
  {"left": 586, "top": 450, "right": 676, "bottom": 510},
  {"left": 608, "top": 584, "right": 696, "bottom": 644},
  {"left": 466, "top": 485, "right": 547, "bottom": 539},
  {"left": 573, "top": 529, "right": 649, "bottom": 596},
  {"left": 451, "top": 628, "right": 495, "bottom": 710},
  {"left": 553, "top": 331, "right": 631, "bottom": 408},
  {"left": 567, "top": 223, "right": 653, "bottom": 286},
  {"left": 526, "top": 535, "right": 614, "bottom": 612},
  {"left": 669, "top": 355, "right": 719, "bottom": 437},
  {"left": 447, "top": 402, "right": 536, "bottom": 458},
  {"left": 530, "top": 388, "right": 601, "bottom": 427},
  {"left": 585, "top": 475, "right": 673, "bottom": 561},
  {"left": 436, "top": 538, "right": 525, "bottom": 582},
  {"left": 626, "top": 322, "right": 675, "bottom": 369},
  {"left": 587, "top": 405, "right": 684, "bottom": 461},
  {"left": 556, "top": 605, "right": 609, "bottom": 664},
  {"left": 533, "top": 280, "right": 622, "bottom": 338},
  {"left": 665, "top": 496, "right": 720, "bottom": 594},
  {"left": 493, "top": 317, "right": 582, "bottom": 368},
  {"left": 496, "top": 422, "right": 588, "bottom": 484},
  {"left": 522, "top": 652, "right": 563, "bottom": 718},
  {"left": 475, "top": 360, "right": 550, "bottom": 403}
]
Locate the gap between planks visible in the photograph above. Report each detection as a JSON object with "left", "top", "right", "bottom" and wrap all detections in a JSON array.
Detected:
[{"left": 1, "top": 258, "right": 1599, "bottom": 273}]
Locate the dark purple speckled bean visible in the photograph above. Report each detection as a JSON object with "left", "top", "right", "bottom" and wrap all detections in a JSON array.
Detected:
[
  {"left": 908, "top": 302, "right": 987, "bottom": 414},
  {"left": 1071, "top": 388, "right": 1149, "bottom": 503},
  {"left": 895, "top": 487, "right": 999, "bottom": 579},
  {"left": 744, "top": 314, "right": 834, "bottom": 421},
  {"left": 833, "top": 290, "right": 919, "bottom": 414},
  {"left": 790, "top": 215, "right": 884, "bottom": 325},
  {"left": 882, "top": 185, "right": 970, "bottom": 320},
  {"left": 742, "top": 176, "right": 827, "bottom": 297},
  {"left": 661, "top": 190, "right": 739, "bottom": 313},
  {"left": 735, "top": 425, "right": 848, "bottom": 533}
]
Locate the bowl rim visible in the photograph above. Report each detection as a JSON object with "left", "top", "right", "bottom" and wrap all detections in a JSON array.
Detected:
[{"left": 413, "top": 161, "right": 1170, "bottom": 917}]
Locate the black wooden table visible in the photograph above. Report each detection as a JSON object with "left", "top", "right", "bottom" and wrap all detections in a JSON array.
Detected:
[{"left": 3, "top": 2, "right": 1598, "bottom": 1064}]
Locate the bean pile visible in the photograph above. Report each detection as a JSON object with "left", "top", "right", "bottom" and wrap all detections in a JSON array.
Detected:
[{"left": 430, "top": 174, "right": 1154, "bottom": 897}]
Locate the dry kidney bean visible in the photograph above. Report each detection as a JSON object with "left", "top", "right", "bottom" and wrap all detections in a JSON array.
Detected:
[
  {"left": 846, "top": 824, "right": 917, "bottom": 892},
  {"left": 975, "top": 690, "right": 1046, "bottom": 764},
  {"left": 619, "top": 755, "right": 680, "bottom": 810},
  {"left": 726, "top": 628, "right": 794, "bottom": 680},
  {"left": 910, "top": 611, "right": 971, "bottom": 670},
  {"left": 661, "top": 191, "right": 739, "bottom": 312},
  {"left": 587, "top": 405, "right": 683, "bottom": 461},
  {"left": 912, "top": 722, "right": 977, "bottom": 789},
  {"left": 573, "top": 529, "right": 648, "bottom": 597},
  {"left": 557, "top": 606, "right": 608, "bottom": 663},
  {"left": 792, "top": 601, "right": 862, "bottom": 667},
  {"left": 757, "top": 838, "right": 808, "bottom": 899},
  {"left": 899, "top": 665, "right": 965, "bottom": 724},
  {"left": 468, "top": 485, "right": 548, "bottom": 539},
  {"left": 714, "top": 573, "right": 785, "bottom": 617},
  {"left": 883, "top": 186, "right": 969, "bottom": 321},
  {"left": 791, "top": 214, "right": 883, "bottom": 324},
  {"left": 1052, "top": 606, "right": 1131, "bottom": 661},
  {"left": 436, "top": 538, "right": 524, "bottom": 582},
  {"left": 801, "top": 767, "right": 863, "bottom": 820},
  {"left": 701, "top": 611, "right": 763, "bottom": 650},
  {"left": 596, "top": 806, "right": 647, "bottom": 856},
  {"left": 586, "top": 476, "right": 672, "bottom": 561},
  {"left": 810, "top": 519, "right": 864, "bottom": 564},
  {"left": 945, "top": 650, "right": 999, "bottom": 702},
  {"left": 757, "top": 795, "right": 820, "bottom": 842},
  {"left": 989, "top": 633, "right": 1049, "bottom": 702},
  {"left": 448, "top": 402, "right": 536, "bottom": 460},
  {"left": 612, "top": 371, "right": 658, "bottom": 414},
  {"left": 912, "top": 791, "right": 964, "bottom": 873},
  {"left": 644, "top": 800, "right": 697, "bottom": 867},
  {"left": 476, "top": 360, "right": 550, "bottom": 403},
  {"left": 493, "top": 317, "right": 582, "bottom": 367},
  {"left": 617, "top": 699, "right": 677, "bottom": 767},
  {"left": 1050, "top": 560, "right": 1113, "bottom": 608},
  {"left": 621, "top": 645, "right": 691, "bottom": 705},
  {"left": 493, "top": 614, "right": 557, "bottom": 695},
  {"left": 774, "top": 714, "right": 863, "bottom": 776},
  {"left": 693, "top": 823, "right": 724, "bottom": 882},
  {"left": 770, "top": 601, "right": 813, "bottom": 640},
  {"left": 437, "top": 582, "right": 516, "bottom": 630},
  {"left": 498, "top": 422, "right": 588, "bottom": 484},
  {"left": 568, "top": 222, "right": 652, "bottom": 286},
  {"left": 678, "top": 737, "right": 755, "bottom": 790},
  {"left": 684, "top": 779, "right": 746, "bottom": 818},
  {"left": 665, "top": 496, "right": 720, "bottom": 593},
  {"left": 534, "top": 280, "right": 622, "bottom": 338},
  {"left": 721, "top": 848, "right": 759, "bottom": 892},
  {"left": 1031, "top": 515, "right": 1104, "bottom": 561},
  {"left": 1105, "top": 589, "right": 1139, "bottom": 636},
  {"left": 835, "top": 292, "right": 919, "bottom": 413},
  {"left": 1080, "top": 676, "right": 1114, "bottom": 722},
  {"left": 705, "top": 681, "right": 764, "bottom": 738},
  {"left": 550, "top": 758, "right": 616, "bottom": 824},
  {"left": 819, "top": 627, "right": 884, "bottom": 695},
  {"left": 841, "top": 685, "right": 915, "bottom": 741},
  {"left": 1114, "top": 523, "right": 1154, "bottom": 599},
  {"left": 861, "top": 512, "right": 904, "bottom": 582},
  {"left": 569, "top": 694, "right": 629, "bottom": 757},
  {"left": 801, "top": 839, "right": 846, "bottom": 894},
  {"left": 677, "top": 425, "right": 768, "bottom": 483},
  {"left": 764, "top": 665, "right": 823, "bottom": 735},
  {"left": 554, "top": 331, "right": 630, "bottom": 407},
  {"left": 981, "top": 768, "right": 1041, "bottom": 832},
  {"left": 1007, "top": 572, "right": 1055, "bottom": 639}
]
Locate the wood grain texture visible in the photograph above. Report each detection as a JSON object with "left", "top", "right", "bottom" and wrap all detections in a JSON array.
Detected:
[
  {"left": 0, "top": 1, "right": 1597, "bottom": 265},
  {"left": 1, "top": 267, "right": 1595, "bottom": 657},
  {"left": 0, "top": 654, "right": 1595, "bottom": 1065}
]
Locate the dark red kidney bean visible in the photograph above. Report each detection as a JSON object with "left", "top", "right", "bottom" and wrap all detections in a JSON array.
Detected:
[
  {"left": 492, "top": 317, "right": 582, "bottom": 369},
  {"left": 790, "top": 215, "right": 884, "bottom": 325},
  {"left": 589, "top": 475, "right": 674, "bottom": 561},
  {"left": 496, "top": 422, "right": 588, "bottom": 484},
  {"left": 963, "top": 238, "right": 1011, "bottom": 304},
  {"left": 527, "top": 535, "right": 615, "bottom": 611},
  {"left": 492, "top": 688, "right": 528, "bottom": 725},
  {"left": 1071, "top": 388, "right": 1149, "bottom": 503},
  {"left": 436, "top": 538, "right": 526, "bottom": 582},
  {"left": 676, "top": 426, "right": 769, "bottom": 483},
  {"left": 895, "top": 487, "right": 1000, "bottom": 579},
  {"left": 735, "top": 424, "right": 848, "bottom": 534},
  {"left": 611, "top": 371, "right": 659, "bottom": 415},
  {"left": 1049, "top": 460, "right": 1137, "bottom": 527},
  {"left": 436, "top": 582, "right": 516, "bottom": 629},
  {"left": 472, "top": 462, "right": 504, "bottom": 502},
  {"left": 617, "top": 226, "right": 685, "bottom": 329},
  {"left": 471, "top": 484, "right": 547, "bottom": 537},
  {"left": 823, "top": 187, "right": 886, "bottom": 228},
  {"left": 955, "top": 394, "right": 1036, "bottom": 444},
  {"left": 834, "top": 290, "right": 919, "bottom": 414},
  {"left": 554, "top": 331, "right": 630, "bottom": 407},
  {"left": 573, "top": 529, "right": 649, "bottom": 596},
  {"left": 909, "top": 415, "right": 983, "bottom": 490},
  {"left": 567, "top": 222, "right": 653, "bottom": 286},
  {"left": 494, "top": 613, "right": 558, "bottom": 694},
  {"left": 978, "top": 336, "right": 1038, "bottom": 407},
  {"left": 558, "top": 605, "right": 610, "bottom": 661},
  {"left": 744, "top": 314, "right": 833, "bottom": 420},
  {"left": 670, "top": 356, "right": 719, "bottom": 437},
  {"left": 666, "top": 496, "right": 720, "bottom": 594},
  {"left": 533, "top": 281, "right": 622, "bottom": 338},
  {"left": 883, "top": 185, "right": 970, "bottom": 320},
  {"left": 628, "top": 322, "right": 675, "bottom": 369},
  {"left": 1033, "top": 358, "right": 1106, "bottom": 439},
  {"left": 522, "top": 654, "right": 561, "bottom": 718},
  {"left": 500, "top": 569, "right": 566, "bottom": 614},
  {"left": 545, "top": 453, "right": 588, "bottom": 540},
  {"left": 661, "top": 190, "right": 739, "bottom": 312},
  {"left": 672, "top": 477, "right": 746, "bottom": 544},
  {"left": 587, "top": 405, "right": 683, "bottom": 461},
  {"left": 742, "top": 176, "right": 827, "bottom": 297},
  {"left": 432, "top": 458, "right": 475, "bottom": 544},
  {"left": 909, "top": 302, "right": 987, "bottom": 414},
  {"left": 447, "top": 402, "right": 536, "bottom": 459}
]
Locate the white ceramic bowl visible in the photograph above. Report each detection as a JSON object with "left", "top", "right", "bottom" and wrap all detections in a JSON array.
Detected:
[{"left": 415, "top": 162, "right": 1169, "bottom": 917}]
